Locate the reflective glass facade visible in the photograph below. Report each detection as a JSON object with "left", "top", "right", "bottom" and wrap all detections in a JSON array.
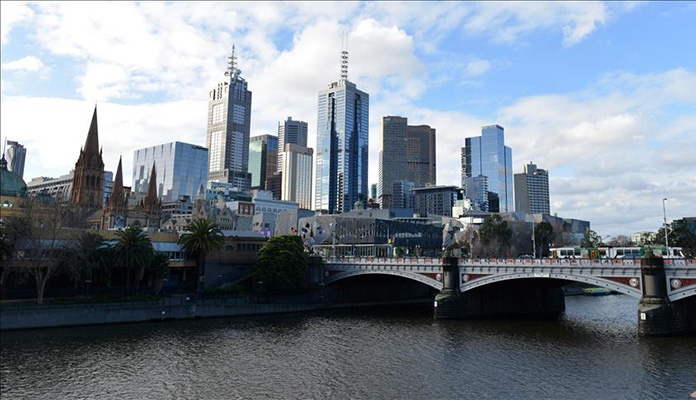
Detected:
[
  {"left": 315, "top": 80, "right": 369, "bottom": 214},
  {"left": 132, "top": 142, "right": 208, "bottom": 202},
  {"left": 461, "top": 124, "right": 513, "bottom": 212}
]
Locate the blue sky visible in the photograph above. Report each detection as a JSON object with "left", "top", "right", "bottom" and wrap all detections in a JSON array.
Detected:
[{"left": 1, "top": 1, "right": 695, "bottom": 237}]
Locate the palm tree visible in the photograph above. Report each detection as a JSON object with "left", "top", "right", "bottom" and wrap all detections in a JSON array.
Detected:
[
  {"left": 113, "top": 226, "right": 153, "bottom": 294},
  {"left": 177, "top": 219, "right": 225, "bottom": 293},
  {"left": 147, "top": 251, "right": 170, "bottom": 294}
]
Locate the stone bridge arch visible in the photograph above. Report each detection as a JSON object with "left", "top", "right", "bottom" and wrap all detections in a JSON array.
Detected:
[
  {"left": 323, "top": 270, "right": 443, "bottom": 291},
  {"left": 460, "top": 273, "right": 643, "bottom": 299}
]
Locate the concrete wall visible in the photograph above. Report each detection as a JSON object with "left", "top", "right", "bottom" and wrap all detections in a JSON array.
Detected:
[{"left": 0, "top": 298, "right": 323, "bottom": 331}]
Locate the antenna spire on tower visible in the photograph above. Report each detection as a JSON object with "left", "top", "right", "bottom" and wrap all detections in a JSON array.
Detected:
[
  {"left": 341, "top": 33, "right": 348, "bottom": 81},
  {"left": 225, "top": 44, "right": 239, "bottom": 80}
]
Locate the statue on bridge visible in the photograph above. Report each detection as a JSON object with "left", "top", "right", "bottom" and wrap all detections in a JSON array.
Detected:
[{"left": 442, "top": 219, "right": 467, "bottom": 258}]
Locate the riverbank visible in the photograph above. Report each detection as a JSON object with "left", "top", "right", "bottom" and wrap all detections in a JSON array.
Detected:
[{"left": 0, "top": 296, "right": 432, "bottom": 331}]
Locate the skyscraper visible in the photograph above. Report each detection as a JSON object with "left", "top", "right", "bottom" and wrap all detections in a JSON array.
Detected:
[
  {"left": 378, "top": 116, "right": 436, "bottom": 208},
  {"left": 281, "top": 143, "right": 313, "bottom": 209},
  {"left": 314, "top": 50, "right": 369, "bottom": 214},
  {"left": 514, "top": 162, "right": 550, "bottom": 214},
  {"left": 5, "top": 140, "right": 26, "bottom": 179},
  {"left": 206, "top": 46, "right": 252, "bottom": 191},
  {"left": 132, "top": 141, "right": 208, "bottom": 202},
  {"left": 277, "top": 117, "right": 308, "bottom": 173},
  {"left": 461, "top": 124, "right": 513, "bottom": 213},
  {"left": 249, "top": 134, "right": 278, "bottom": 190}
]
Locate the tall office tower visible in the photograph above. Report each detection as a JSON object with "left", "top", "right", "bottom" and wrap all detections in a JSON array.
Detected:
[
  {"left": 405, "top": 124, "right": 436, "bottom": 188},
  {"left": 314, "top": 49, "right": 369, "bottom": 214},
  {"left": 281, "top": 143, "right": 313, "bottom": 209},
  {"left": 514, "top": 162, "right": 550, "bottom": 214},
  {"left": 277, "top": 117, "right": 308, "bottom": 173},
  {"left": 461, "top": 124, "right": 513, "bottom": 213},
  {"left": 132, "top": 141, "right": 208, "bottom": 202},
  {"left": 378, "top": 116, "right": 406, "bottom": 209},
  {"left": 370, "top": 183, "right": 377, "bottom": 201},
  {"left": 463, "top": 175, "right": 488, "bottom": 212},
  {"left": 378, "top": 116, "right": 436, "bottom": 209},
  {"left": 5, "top": 140, "right": 26, "bottom": 178},
  {"left": 249, "top": 134, "right": 278, "bottom": 190},
  {"left": 71, "top": 106, "right": 105, "bottom": 211},
  {"left": 206, "top": 45, "right": 252, "bottom": 192}
]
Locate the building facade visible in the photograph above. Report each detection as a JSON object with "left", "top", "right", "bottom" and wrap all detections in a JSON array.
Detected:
[
  {"left": 281, "top": 143, "right": 313, "bottom": 209},
  {"left": 248, "top": 134, "right": 278, "bottom": 190},
  {"left": 413, "top": 185, "right": 462, "bottom": 218},
  {"left": 514, "top": 162, "right": 550, "bottom": 214},
  {"left": 378, "top": 116, "right": 436, "bottom": 209},
  {"left": 5, "top": 140, "right": 26, "bottom": 179},
  {"left": 132, "top": 141, "right": 208, "bottom": 203},
  {"left": 206, "top": 46, "right": 252, "bottom": 191},
  {"left": 461, "top": 124, "right": 513, "bottom": 213},
  {"left": 70, "top": 107, "right": 105, "bottom": 213},
  {"left": 277, "top": 117, "right": 308, "bottom": 173},
  {"left": 392, "top": 180, "right": 415, "bottom": 209},
  {"left": 315, "top": 54, "right": 369, "bottom": 214}
]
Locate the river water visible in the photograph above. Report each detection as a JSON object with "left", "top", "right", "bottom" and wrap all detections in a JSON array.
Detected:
[{"left": 1, "top": 295, "right": 695, "bottom": 399}]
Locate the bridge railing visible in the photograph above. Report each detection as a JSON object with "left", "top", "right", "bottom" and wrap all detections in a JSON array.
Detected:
[{"left": 321, "top": 255, "right": 695, "bottom": 267}]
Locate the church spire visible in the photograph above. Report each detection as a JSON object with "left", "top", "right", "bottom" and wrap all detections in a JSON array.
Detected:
[
  {"left": 109, "top": 156, "right": 124, "bottom": 207},
  {"left": 146, "top": 162, "right": 157, "bottom": 200},
  {"left": 84, "top": 106, "right": 100, "bottom": 154}
]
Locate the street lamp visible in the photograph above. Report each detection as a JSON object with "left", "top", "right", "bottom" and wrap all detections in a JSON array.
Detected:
[{"left": 663, "top": 198, "right": 669, "bottom": 250}]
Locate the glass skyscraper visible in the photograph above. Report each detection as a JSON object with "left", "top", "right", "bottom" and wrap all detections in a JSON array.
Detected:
[
  {"left": 206, "top": 46, "right": 252, "bottom": 191},
  {"left": 132, "top": 141, "right": 208, "bottom": 202},
  {"left": 249, "top": 134, "right": 278, "bottom": 190},
  {"left": 5, "top": 140, "right": 26, "bottom": 179},
  {"left": 461, "top": 124, "right": 513, "bottom": 213},
  {"left": 314, "top": 70, "right": 369, "bottom": 214}
]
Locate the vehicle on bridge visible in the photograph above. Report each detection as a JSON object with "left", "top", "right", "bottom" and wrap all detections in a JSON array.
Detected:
[{"left": 550, "top": 246, "right": 685, "bottom": 259}]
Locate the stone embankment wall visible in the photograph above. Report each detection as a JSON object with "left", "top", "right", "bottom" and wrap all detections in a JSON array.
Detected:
[{"left": 0, "top": 298, "right": 326, "bottom": 330}]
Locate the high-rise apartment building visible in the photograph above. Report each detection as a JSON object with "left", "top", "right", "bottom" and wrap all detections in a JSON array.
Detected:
[
  {"left": 378, "top": 116, "right": 436, "bottom": 208},
  {"left": 277, "top": 117, "right": 308, "bottom": 173},
  {"left": 5, "top": 140, "right": 26, "bottom": 179},
  {"left": 281, "top": 143, "right": 313, "bottom": 209},
  {"left": 314, "top": 50, "right": 369, "bottom": 214},
  {"left": 249, "top": 134, "right": 278, "bottom": 190},
  {"left": 461, "top": 124, "right": 513, "bottom": 213},
  {"left": 132, "top": 141, "right": 208, "bottom": 203},
  {"left": 206, "top": 46, "right": 252, "bottom": 191},
  {"left": 514, "top": 162, "right": 550, "bottom": 214}
]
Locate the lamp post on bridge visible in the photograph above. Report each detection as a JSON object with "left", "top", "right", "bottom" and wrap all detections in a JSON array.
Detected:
[{"left": 662, "top": 198, "right": 669, "bottom": 251}]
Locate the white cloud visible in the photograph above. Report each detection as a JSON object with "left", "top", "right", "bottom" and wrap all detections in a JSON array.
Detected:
[
  {"left": 0, "top": 1, "right": 34, "bottom": 46},
  {"left": 465, "top": 59, "right": 491, "bottom": 76},
  {"left": 1, "top": 56, "right": 45, "bottom": 73},
  {"left": 463, "top": 2, "right": 608, "bottom": 46}
]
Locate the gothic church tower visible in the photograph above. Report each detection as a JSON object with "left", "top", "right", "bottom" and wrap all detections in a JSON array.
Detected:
[{"left": 70, "top": 106, "right": 105, "bottom": 211}]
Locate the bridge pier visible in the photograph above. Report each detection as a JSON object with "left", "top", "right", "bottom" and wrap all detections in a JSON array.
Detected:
[
  {"left": 638, "top": 251, "right": 696, "bottom": 336},
  {"left": 434, "top": 257, "right": 466, "bottom": 319}
]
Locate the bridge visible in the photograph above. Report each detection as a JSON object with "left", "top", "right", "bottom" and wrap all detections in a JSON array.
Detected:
[{"left": 311, "top": 255, "right": 696, "bottom": 336}]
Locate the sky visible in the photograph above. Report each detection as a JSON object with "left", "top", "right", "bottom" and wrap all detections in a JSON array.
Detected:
[{"left": 1, "top": 1, "right": 695, "bottom": 238}]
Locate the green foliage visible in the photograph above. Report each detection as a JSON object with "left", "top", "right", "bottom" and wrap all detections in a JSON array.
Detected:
[
  {"left": 113, "top": 226, "right": 154, "bottom": 290},
  {"left": 656, "top": 220, "right": 696, "bottom": 257},
  {"left": 581, "top": 229, "right": 602, "bottom": 248},
  {"left": 534, "top": 222, "right": 553, "bottom": 257},
  {"left": 177, "top": 219, "right": 225, "bottom": 292},
  {"left": 478, "top": 215, "right": 512, "bottom": 246},
  {"left": 57, "top": 231, "right": 106, "bottom": 285},
  {"left": 254, "top": 235, "right": 308, "bottom": 294}
]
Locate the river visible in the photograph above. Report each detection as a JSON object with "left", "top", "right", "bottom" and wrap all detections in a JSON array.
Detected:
[{"left": 1, "top": 294, "right": 695, "bottom": 399}]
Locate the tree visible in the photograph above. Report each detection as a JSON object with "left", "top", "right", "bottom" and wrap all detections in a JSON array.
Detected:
[
  {"left": 534, "top": 222, "right": 553, "bottom": 257},
  {"left": 656, "top": 219, "right": 696, "bottom": 257},
  {"left": 254, "top": 235, "right": 307, "bottom": 295},
  {"left": 113, "top": 226, "right": 153, "bottom": 293},
  {"left": 57, "top": 231, "right": 106, "bottom": 289},
  {"left": 606, "top": 235, "right": 633, "bottom": 247},
  {"left": 581, "top": 229, "right": 602, "bottom": 248},
  {"left": 147, "top": 251, "right": 170, "bottom": 294},
  {"left": 476, "top": 214, "right": 513, "bottom": 257},
  {"left": 2, "top": 201, "right": 69, "bottom": 304},
  {"left": 177, "top": 219, "right": 225, "bottom": 293}
]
